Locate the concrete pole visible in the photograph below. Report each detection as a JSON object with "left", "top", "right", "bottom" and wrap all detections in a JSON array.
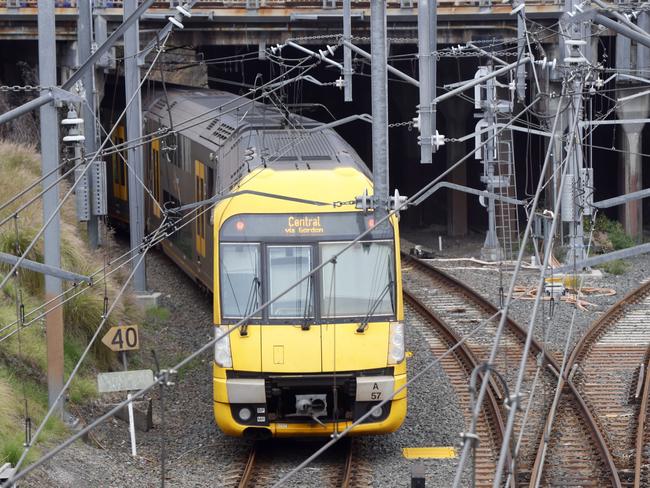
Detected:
[
  {"left": 614, "top": 12, "right": 650, "bottom": 241},
  {"left": 342, "top": 0, "right": 352, "bottom": 102},
  {"left": 124, "top": 0, "right": 146, "bottom": 292},
  {"left": 615, "top": 92, "right": 650, "bottom": 241},
  {"left": 370, "top": 0, "right": 389, "bottom": 216},
  {"left": 38, "top": 0, "right": 64, "bottom": 416},
  {"left": 417, "top": 0, "right": 433, "bottom": 165},
  {"left": 78, "top": 0, "right": 100, "bottom": 249}
]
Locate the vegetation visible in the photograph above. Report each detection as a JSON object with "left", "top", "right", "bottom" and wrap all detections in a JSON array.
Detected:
[
  {"left": 0, "top": 142, "right": 136, "bottom": 466},
  {"left": 583, "top": 214, "right": 635, "bottom": 275},
  {"left": 586, "top": 214, "right": 636, "bottom": 252},
  {"left": 597, "top": 259, "right": 629, "bottom": 276},
  {"left": 144, "top": 306, "right": 171, "bottom": 328}
]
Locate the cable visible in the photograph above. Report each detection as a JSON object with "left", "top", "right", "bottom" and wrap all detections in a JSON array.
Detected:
[
  {"left": 10, "top": 215, "right": 169, "bottom": 475},
  {"left": 451, "top": 86, "right": 567, "bottom": 487},
  {"left": 0, "top": 33, "right": 170, "bottom": 296},
  {"left": 4, "top": 94, "right": 543, "bottom": 488},
  {"left": 487, "top": 81, "right": 585, "bottom": 488}
]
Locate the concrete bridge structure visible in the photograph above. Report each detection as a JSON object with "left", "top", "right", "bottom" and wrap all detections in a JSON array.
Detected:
[{"left": 0, "top": 1, "right": 648, "bottom": 242}]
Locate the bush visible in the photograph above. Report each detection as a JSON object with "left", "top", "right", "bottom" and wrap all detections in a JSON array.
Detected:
[{"left": 586, "top": 214, "right": 635, "bottom": 251}]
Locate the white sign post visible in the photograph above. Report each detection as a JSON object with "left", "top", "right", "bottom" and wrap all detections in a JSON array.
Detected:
[
  {"left": 97, "top": 369, "right": 154, "bottom": 458},
  {"left": 127, "top": 393, "right": 137, "bottom": 457}
]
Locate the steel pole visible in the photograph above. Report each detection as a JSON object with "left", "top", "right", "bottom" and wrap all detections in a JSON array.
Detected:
[
  {"left": 78, "top": 0, "right": 100, "bottom": 249},
  {"left": 430, "top": 0, "right": 437, "bottom": 139},
  {"left": 0, "top": 93, "right": 53, "bottom": 126},
  {"left": 343, "top": 0, "right": 353, "bottom": 102},
  {"left": 417, "top": 0, "right": 433, "bottom": 164},
  {"left": 38, "top": 0, "right": 64, "bottom": 417},
  {"left": 515, "top": 1, "right": 527, "bottom": 100},
  {"left": 342, "top": 40, "right": 419, "bottom": 87},
  {"left": 124, "top": 0, "right": 146, "bottom": 292},
  {"left": 370, "top": 0, "right": 389, "bottom": 215}
]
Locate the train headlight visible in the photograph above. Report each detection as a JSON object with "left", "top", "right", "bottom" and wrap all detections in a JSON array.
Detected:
[
  {"left": 238, "top": 407, "right": 252, "bottom": 422},
  {"left": 387, "top": 321, "right": 405, "bottom": 364},
  {"left": 214, "top": 325, "right": 233, "bottom": 368}
]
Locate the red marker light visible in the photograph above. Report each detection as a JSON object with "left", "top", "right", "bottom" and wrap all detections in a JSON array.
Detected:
[
  {"left": 367, "top": 217, "right": 375, "bottom": 229},
  {"left": 235, "top": 221, "right": 245, "bottom": 231}
]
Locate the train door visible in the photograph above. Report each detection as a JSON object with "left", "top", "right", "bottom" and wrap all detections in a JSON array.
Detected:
[
  {"left": 195, "top": 160, "right": 206, "bottom": 258},
  {"left": 112, "top": 125, "right": 128, "bottom": 201},
  {"left": 151, "top": 139, "right": 161, "bottom": 218}
]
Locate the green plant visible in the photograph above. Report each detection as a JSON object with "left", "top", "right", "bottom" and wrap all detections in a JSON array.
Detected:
[
  {"left": 589, "top": 215, "right": 635, "bottom": 250},
  {"left": 145, "top": 306, "right": 170, "bottom": 327},
  {"left": 598, "top": 259, "right": 629, "bottom": 275},
  {"left": 69, "top": 377, "right": 97, "bottom": 404},
  {"left": 0, "top": 435, "right": 24, "bottom": 465}
]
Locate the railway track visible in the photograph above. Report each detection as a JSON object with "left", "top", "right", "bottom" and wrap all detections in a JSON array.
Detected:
[
  {"left": 224, "top": 438, "right": 370, "bottom": 487},
  {"left": 531, "top": 280, "right": 650, "bottom": 487},
  {"left": 401, "top": 253, "right": 619, "bottom": 486},
  {"left": 404, "top": 291, "right": 506, "bottom": 486}
]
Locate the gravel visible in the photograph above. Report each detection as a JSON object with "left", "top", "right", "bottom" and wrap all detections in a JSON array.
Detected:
[
  {"left": 24, "top": 239, "right": 471, "bottom": 487},
  {"left": 401, "top": 230, "right": 650, "bottom": 359},
  {"left": 26, "top": 226, "right": 642, "bottom": 487}
]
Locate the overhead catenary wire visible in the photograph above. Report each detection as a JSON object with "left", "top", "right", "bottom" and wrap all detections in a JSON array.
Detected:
[
  {"left": 0, "top": 32, "right": 171, "bottom": 298},
  {"left": 451, "top": 83, "right": 567, "bottom": 488},
  {"left": 3, "top": 93, "right": 543, "bottom": 488},
  {"left": 9, "top": 214, "right": 170, "bottom": 476},
  {"left": 486, "top": 81, "right": 585, "bottom": 488}
]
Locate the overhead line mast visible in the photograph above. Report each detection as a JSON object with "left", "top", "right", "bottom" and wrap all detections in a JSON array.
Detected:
[
  {"left": 124, "top": 0, "right": 146, "bottom": 293},
  {"left": 37, "top": 0, "right": 64, "bottom": 418}
]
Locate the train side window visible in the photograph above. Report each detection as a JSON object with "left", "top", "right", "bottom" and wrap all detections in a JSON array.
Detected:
[
  {"left": 220, "top": 243, "right": 261, "bottom": 318},
  {"left": 195, "top": 160, "right": 206, "bottom": 257},
  {"left": 267, "top": 246, "right": 313, "bottom": 319},
  {"left": 112, "top": 125, "right": 128, "bottom": 201}
]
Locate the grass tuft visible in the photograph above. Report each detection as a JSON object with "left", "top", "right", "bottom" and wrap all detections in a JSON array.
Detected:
[
  {"left": 597, "top": 259, "right": 629, "bottom": 275},
  {"left": 145, "top": 306, "right": 170, "bottom": 327},
  {"left": 0, "top": 141, "right": 138, "bottom": 463}
]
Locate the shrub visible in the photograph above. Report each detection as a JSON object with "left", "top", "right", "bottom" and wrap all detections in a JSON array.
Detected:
[{"left": 587, "top": 214, "right": 635, "bottom": 251}]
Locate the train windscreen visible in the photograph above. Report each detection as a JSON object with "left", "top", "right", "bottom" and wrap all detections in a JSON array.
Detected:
[{"left": 320, "top": 241, "right": 395, "bottom": 318}]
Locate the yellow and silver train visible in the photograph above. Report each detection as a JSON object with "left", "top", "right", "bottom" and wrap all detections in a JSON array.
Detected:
[{"left": 107, "top": 88, "right": 406, "bottom": 438}]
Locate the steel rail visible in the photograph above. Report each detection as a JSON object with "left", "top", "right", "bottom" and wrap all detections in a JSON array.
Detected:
[
  {"left": 404, "top": 290, "right": 507, "bottom": 487},
  {"left": 635, "top": 345, "right": 650, "bottom": 488},
  {"left": 402, "top": 253, "right": 620, "bottom": 487},
  {"left": 237, "top": 444, "right": 258, "bottom": 488},
  {"left": 558, "top": 280, "right": 650, "bottom": 487},
  {"left": 341, "top": 439, "right": 354, "bottom": 488},
  {"left": 234, "top": 439, "right": 355, "bottom": 487}
]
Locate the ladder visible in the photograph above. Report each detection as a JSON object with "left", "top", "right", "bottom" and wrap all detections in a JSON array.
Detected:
[{"left": 494, "top": 123, "right": 520, "bottom": 261}]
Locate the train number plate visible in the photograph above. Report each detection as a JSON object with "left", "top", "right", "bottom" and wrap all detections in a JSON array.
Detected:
[{"left": 355, "top": 376, "right": 394, "bottom": 402}]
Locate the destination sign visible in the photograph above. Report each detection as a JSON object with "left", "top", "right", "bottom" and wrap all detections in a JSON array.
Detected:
[{"left": 220, "top": 213, "right": 393, "bottom": 241}]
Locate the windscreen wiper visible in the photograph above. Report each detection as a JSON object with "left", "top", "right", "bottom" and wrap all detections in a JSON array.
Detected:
[
  {"left": 300, "top": 276, "right": 313, "bottom": 331},
  {"left": 357, "top": 280, "right": 394, "bottom": 333},
  {"left": 240, "top": 276, "right": 260, "bottom": 336}
]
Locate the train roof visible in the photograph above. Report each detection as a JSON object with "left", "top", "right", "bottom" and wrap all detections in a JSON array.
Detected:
[{"left": 144, "top": 88, "right": 370, "bottom": 177}]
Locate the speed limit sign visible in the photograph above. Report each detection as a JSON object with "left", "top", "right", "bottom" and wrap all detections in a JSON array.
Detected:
[{"left": 101, "top": 325, "right": 140, "bottom": 352}]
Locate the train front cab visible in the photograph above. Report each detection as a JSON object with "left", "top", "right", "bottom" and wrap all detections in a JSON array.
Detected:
[{"left": 212, "top": 199, "right": 406, "bottom": 438}]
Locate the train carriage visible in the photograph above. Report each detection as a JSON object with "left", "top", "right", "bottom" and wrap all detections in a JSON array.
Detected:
[{"left": 107, "top": 88, "right": 406, "bottom": 438}]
